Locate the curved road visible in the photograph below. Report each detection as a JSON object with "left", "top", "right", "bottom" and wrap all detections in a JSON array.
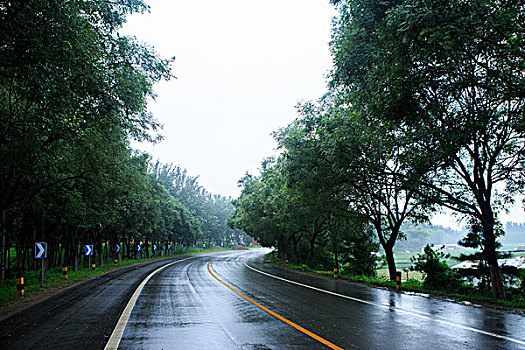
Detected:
[
  {"left": 116, "top": 249, "right": 525, "bottom": 349},
  {"left": 1, "top": 249, "right": 524, "bottom": 349}
]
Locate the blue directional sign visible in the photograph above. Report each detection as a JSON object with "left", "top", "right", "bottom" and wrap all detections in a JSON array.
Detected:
[
  {"left": 153, "top": 244, "right": 157, "bottom": 251},
  {"left": 203, "top": 243, "right": 205, "bottom": 248},
  {"left": 85, "top": 245, "right": 93, "bottom": 256},
  {"left": 116, "top": 244, "right": 120, "bottom": 253},
  {"left": 137, "top": 245, "right": 141, "bottom": 252},
  {"left": 35, "top": 242, "right": 47, "bottom": 259},
  {"left": 167, "top": 244, "right": 171, "bottom": 250}
]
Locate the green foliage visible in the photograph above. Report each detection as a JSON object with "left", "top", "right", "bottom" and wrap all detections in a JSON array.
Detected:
[
  {"left": 411, "top": 245, "right": 463, "bottom": 291},
  {"left": 0, "top": 0, "right": 245, "bottom": 279},
  {"left": 329, "top": 0, "right": 525, "bottom": 298},
  {"left": 151, "top": 162, "right": 248, "bottom": 246},
  {"left": 0, "top": 248, "right": 224, "bottom": 307},
  {"left": 341, "top": 225, "right": 379, "bottom": 276},
  {"left": 518, "top": 272, "right": 525, "bottom": 297}
]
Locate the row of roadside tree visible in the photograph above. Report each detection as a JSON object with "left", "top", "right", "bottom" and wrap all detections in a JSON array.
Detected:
[
  {"left": 0, "top": 0, "right": 246, "bottom": 281},
  {"left": 230, "top": 0, "right": 525, "bottom": 299}
]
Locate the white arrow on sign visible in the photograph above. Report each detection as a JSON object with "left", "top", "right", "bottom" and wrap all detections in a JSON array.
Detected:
[
  {"left": 35, "top": 242, "right": 47, "bottom": 259},
  {"left": 137, "top": 245, "right": 141, "bottom": 252},
  {"left": 85, "top": 245, "right": 93, "bottom": 256},
  {"left": 116, "top": 244, "right": 120, "bottom": 253},
  {"left": 153, "top": 245, "right": 157, "bottom": 251}
]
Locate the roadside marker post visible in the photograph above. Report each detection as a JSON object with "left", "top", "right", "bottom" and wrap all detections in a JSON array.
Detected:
[
  {"left": 302, "top": 264, "right": 306, "bottom": 271},
  {"left": 92, "top": 263, "right": 96, "bottom": 270},
  {"left": 114, "top": 259, "right": 118, "bottom": 266},
  {"left": 62, "top": 265, "right": 68, "bottom": 280},
  {"left": 16, "top": 272, "right": 24, "bottom": 296},
  {"left": 285, "top": 259, "right": 288, "bottom": 267},
  {"left": 116, "top": 244, "right": 121, "bottom": 264},
  {"left": 396, "top": 271, "right": 402, "bottom": 291},
  {"left": 334, "top": 268, "right": 338, "bottom": 279},
  {"left": 35, "top": 242, "right": 47, "bottom": 287},
  {"left": 85, "top": 245, "right": 93, "bottom": 270},
  {"left": 35, "top": 242, "right": 47, "bottom": 259}
]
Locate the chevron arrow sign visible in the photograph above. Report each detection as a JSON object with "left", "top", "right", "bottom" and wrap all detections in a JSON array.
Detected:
[{"left": 35, "top": 242, "right": 47, "bottom": 259}]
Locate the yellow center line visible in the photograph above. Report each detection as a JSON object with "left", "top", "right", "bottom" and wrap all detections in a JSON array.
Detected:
[{"left": 207, "top": 259, "right": 343, "bottom": 350}]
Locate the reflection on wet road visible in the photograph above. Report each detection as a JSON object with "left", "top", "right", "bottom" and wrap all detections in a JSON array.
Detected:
[{"left": 118, "top": 249, "right": 525, "bottom": 349}]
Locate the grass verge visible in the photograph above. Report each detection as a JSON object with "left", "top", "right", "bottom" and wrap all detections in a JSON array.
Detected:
[
  {"left": 0, "top": 247, "right": 226, "bottom": 308},
  {"left": 268, "top": 256, "right": 525, "bottom": 311}
]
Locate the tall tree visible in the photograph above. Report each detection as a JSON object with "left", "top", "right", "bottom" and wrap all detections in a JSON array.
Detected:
[
  {"left": 277, "top": 101, "right": 433, "bottom": 279},
  {"left": 0, "top": 0, "right": 173, "bottom": 277},
  {"left": 330, "top": 0, "right": 525, "bottom": 297}
]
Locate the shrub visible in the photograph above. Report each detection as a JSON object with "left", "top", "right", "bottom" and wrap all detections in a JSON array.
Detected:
[{"left": 411, "top": 244, "right": 463, "bottom": 291}]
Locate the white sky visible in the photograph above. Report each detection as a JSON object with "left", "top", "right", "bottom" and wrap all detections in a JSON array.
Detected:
[
  {"left": 123, "top": 0, "right": 336, "bottom": 198},
  {"left": 122, "top": 0, "right": 524, "bottom": 229}
]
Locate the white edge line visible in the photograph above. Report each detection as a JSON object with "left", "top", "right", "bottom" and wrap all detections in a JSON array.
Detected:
[
  {"left": 244, "top": 262, "right": 525, "bottom": 346},
  {"left": 104, "top": 257, "right": 193, "bottom": 350}
]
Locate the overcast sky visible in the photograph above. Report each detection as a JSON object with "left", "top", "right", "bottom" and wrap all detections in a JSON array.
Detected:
[
  {"left": 122, "top": 0, "right": 523, "bottom": 229},
  {"left": 123, "top": 0, "right": 336, "bottom": 198}
]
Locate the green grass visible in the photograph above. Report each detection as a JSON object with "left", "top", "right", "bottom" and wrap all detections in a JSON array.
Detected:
[
  {"left": 0, "top": 247, "right": 227, "bottom": 307},
  {"left": 267, "top": 254, "right": 525, "bottom": 310}
]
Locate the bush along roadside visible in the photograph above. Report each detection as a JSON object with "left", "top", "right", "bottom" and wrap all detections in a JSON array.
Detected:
[{"left": 266, "top": 252, "right": 525, "bottom": 311}]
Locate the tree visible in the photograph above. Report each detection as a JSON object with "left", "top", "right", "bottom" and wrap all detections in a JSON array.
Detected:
[
  {"left": 276, "top": 100, "right": 433, "bottom": 279},
  {"left": 0, "top": 0, "right": 173, "bottom": 278},
  {"left": 152, "top": 162, "right": 241, "bottom": 247},
  {"left": 411, "top": 244, "right": 462, "bottom": 291},
  {"left": 329, "top": 0, "right": 524, "bottom": 298}
]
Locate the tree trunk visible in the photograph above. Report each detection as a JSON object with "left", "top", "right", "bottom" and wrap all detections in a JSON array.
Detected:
[
  {"left": 7, "top": 244, "right": 11, "bottom": 278},
  {"left": 292, "top": 233, "right": 298, "bottom": 265},
  {"left": 58, "top": 243, "right": 63, "bottom": 268},
  {"left": 124, "top": 238, "right": 130, "bottom": 260},
  {"left": 1, "top": 233, "right": 5, "bottom": 281},
  {"left": 97, "top": 240, "right": 104, "bottom": 267},
  {"left": 480, "top": 213, "right": 506, "bottom": 299},
  {"left": 384, "top": 247, "right": 396, "bottom": 281},
  {"left": 334, "top": 248, "right": 339, "bottom": 271},
  {"left": 104, "top": 241, "right": 109, "bottom": 262},
  {"left": 0, "top": 209, "right": 5, "bottom": 280},
  {"left": 73, "top": 241, "right": 79, "bottom": 272},
  {"left": 309, "top": 226, "right": 319, "bottom": 269},
  {"left": 375, "top": 223, "right": 397, "bottom": 280},
  {"left": 278, "top": 234, "right": 285, "bottom": 260}
]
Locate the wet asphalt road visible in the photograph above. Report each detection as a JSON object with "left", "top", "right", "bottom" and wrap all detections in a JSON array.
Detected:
[
  {"left": 0, "top": 255, "right": 198, "bottom": 350},
  {"left": 119, "top": 249, "right": 525, "bottom": 349}
]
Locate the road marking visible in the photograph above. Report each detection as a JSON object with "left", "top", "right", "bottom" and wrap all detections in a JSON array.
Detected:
[
  {"left": 245, "top": 263, "right": 525, "bottom": 346},
  {"left": 207, "top": 259, "right": 343, "bottom": 350},
  {"left": 104, "top": 257, "right": 194, "bottom": 350}
]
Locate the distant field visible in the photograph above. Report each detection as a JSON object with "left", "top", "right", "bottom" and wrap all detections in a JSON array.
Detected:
[{"left": 384, "top": 243, "right": 525, "bottom": 280}]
